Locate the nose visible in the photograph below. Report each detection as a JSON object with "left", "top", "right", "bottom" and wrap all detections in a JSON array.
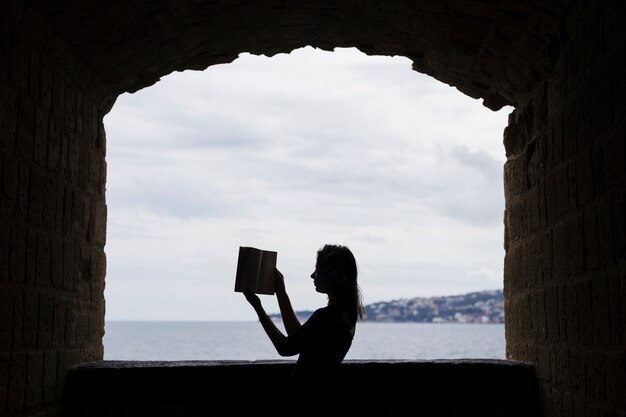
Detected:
[{"left": 310, "top": 271, "right": 315, "bottom": 279}]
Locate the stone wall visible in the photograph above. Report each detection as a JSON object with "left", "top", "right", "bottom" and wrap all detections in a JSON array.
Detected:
[
  {"left": 0, "top": 3, "right": 108, "bottom": 416},
  {"left": 503, "top": 0, "right": 626, "bottom": 415},
  {"left": 1, "top": 1, "right": 625, "bottom": 417}
]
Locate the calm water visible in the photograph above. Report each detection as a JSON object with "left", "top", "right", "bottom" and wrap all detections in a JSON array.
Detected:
[{"left": 103, "top": 321, "right": 505, "bottom": 361}]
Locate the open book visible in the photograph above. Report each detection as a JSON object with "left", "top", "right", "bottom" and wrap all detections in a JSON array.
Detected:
[{"left": 234, "top": 246, "right": 277, "bottom": 295}]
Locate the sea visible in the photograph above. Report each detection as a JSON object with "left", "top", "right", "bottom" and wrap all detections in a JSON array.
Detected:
[{"left": 103, "top": 321, "right": 506, "bottom": 361}]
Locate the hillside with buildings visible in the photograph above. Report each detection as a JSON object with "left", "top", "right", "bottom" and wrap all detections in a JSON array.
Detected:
[{"left": 270, "top": 289, "right": 504, "bottom": 323}]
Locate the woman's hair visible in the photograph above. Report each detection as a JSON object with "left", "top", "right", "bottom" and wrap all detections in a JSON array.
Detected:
[{"left": 315, "top": 244, "right": 364, "bottom": 323}]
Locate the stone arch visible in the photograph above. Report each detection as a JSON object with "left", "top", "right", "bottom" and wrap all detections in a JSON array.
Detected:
[{"left": 1, "top": 1, "right": 624, "bottom": 417}]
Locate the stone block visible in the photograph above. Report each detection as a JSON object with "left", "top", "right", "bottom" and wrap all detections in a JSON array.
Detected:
[
  {"left": 67, "top": 131, "right": 79, "bottom": 183},
  {"left": 553, "top": 346, "right": 570, "bottom": 391},
  {"left": 92, "top": 200, "right": 106, "bottom": 246},
  {"left": 0, "top": 288, "right": 12, "bottom": 350},
  {"left": 563, "top": 99, "right": 579, "bottom": 160},
  {"left": 27, "top": 168, "right": 44, "bottom": 227},
  {"left": 33, "top": 105, "right": 48, "bottom": 167},
  {"left": 53, "top": 298, "right": 66, "bottom": 347},
  {"left": 36, "top": 232, "right": 51, "bottom": 287},
  {"left": 523, "top": 293, "right": 532, "bottom": 340},
  {"left": 42, "top": 176, "right": 57, "bottom": 229},
  {"left": 552, "top": 223, "right": 565, "bottom": 282},
  {"left": 591, "top": 276, "right": 611, "bottom": 345},
  {"left": 16, "top": 95, "right": 35, "bottom": 160},
  {"left": 527, "top": 185, "right": 542, "bottom": 234},
  {"left": 545, "top": 172, "right": 558, "bottom": 225},
  {"left": 10, "top": 32, "right": 29, "bottom": 91},
  {"left": 507, "top": 200, "right": 527, "bottom": 244},
  {"left": 91, "top": 248, "right": 106, "bottom": 284},
  {"left": 605, "top": 351, "right": 626, "bottom": 407},
  {"left": 581, "top": 79, "right": 599, "bottom": 146},
  {"left": 51, "top": 64, "right": 65, "bottom": 118},
  {"left": 62, "top": 187, "right": 72, "bottom": 237},
  {"left": 56, "top": 350, "right": 71, "bottom": 401},
  {"left": 613, "top": 192, "right": 626, "bottom": 262},
  {"left": 611, "top": 39, "right": 626, "bottom": 123},
  {"left": 38, "top": 293, "right": 54, "bottom": 349},
  {"left": 50, "top": 236, "right": 63, "bottom": 289},
  {"left": 63, "top": 240, "right": 78, "bottom": 292},
  {"left": 0, "top": 80, "right": 18, "bottom": 150},
  {"left": 539, "top": 230, "right": 553, "bottom": 281},
  {"left": 564, "top": 283, "right": 580, "bottom": 343},
  {"left": 7, "top": 351, "right": 26, "bottom": 413},
  {"left": 569, "top": 348, "right": 586, "bottom": 397},
  {"left": 39, "top": 53, "right": 53, "bottom": 110},
  {"left": 607, "top": 273, "right": 623, "bottom": 345},
  {"left": 545, "top": 286, "right": 559, "bottom": 342},
  {"left": 576, "top": 152, "right": 594, "bottom": 207},
  {"left": 556, "top": 282, "right": 568, "bottom": 342},
  {"left": 0, "top": 216, "right": 8, "bottom": 282},
  {"left": 552, "top": 111, "right": 564, "bottom": 165},
  {"left": 64, "top": 81, "right": 77, "bottom": 135},
  {"left": 565, "top": 215, "right": 584, "bottom": 276},
  {"left": 536, "top": 344, "right": 551, "bottom": 385},
  {"left": 43, "top": 350, "right": 57, "bottom": 404},
  {"left": 0, "top": 352, "right": 7, "bottom": 414},
  {"left": 504, "top": 154, "right": 528, "bottom": 201},
  {"left": 54, "top": 183, "right": 65, "bottom": 235},
  {"left": 25, "top": 351, "right": 43, "bottom": 408},
  {"left": 530, "top": 288, "right": 544, "bottom": 340},
  {"left": 576, "top": 279, "right": 594, "bottom": 345},
  {"left": 586, "top": 351, "right": 606, "bottom": 402},
  {"left": 555, "top": 164, "right": 570, "bottom": 217},
  {"left": 75, "top": 90, "right": 83, "bottom": 139},
  {"left": 25, "top": 227, "right": 37, "bottom": 285},
  {"left": 15, "top": 163, "right": 29, "bottom": 220},
  {"left": 597, "top": 198, "right": 616, "bottom": 268},
  {"left": 28, "top": 47, "right": 40, "bottom": 105},
  {"left": 65, "top": 302, "right": 76, "bottom": 347},
  {"left": 603, "top": 124, "right": 626, "bottom": 189},
  {"left": 1, "top": 156, "right": 17, "bottom": 215},
  {"left": 48, "top": 115, "right": 61, "bottom": 172},
  {"left": 11, "top": 292, "right": 23, "bottom": 349},
  {"left": 596, "top": 64, "right": 614, "bottom": 133},
  {"left": 23, "top": 291, "right": 39, "bottom": 348},
  {"left": 583, "top": 206, "right": 600, "bottom": 271}
]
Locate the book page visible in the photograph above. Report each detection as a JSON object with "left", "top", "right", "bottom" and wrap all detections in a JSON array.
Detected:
[
  {"left": 234, "top": 247, "right": 262, "bottom": 293},
  {"left": 256, "top": 250, "right": 277, "bottom": 295}
]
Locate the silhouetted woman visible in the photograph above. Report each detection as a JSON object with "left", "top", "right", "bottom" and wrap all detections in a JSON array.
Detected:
[{"left": 243, "top": 243, "right": 364, "bottom": 384}]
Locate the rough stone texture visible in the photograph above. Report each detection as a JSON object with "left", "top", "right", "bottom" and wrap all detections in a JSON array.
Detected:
[
  {"left": 503, "top": 1, "right": 626, "bottom": 416},
  {"left": 62, "top": 359, "right": 541, "bottom": 417},
  {"left": 1, "top": 2, "right": 107, "bottom": 416},
  {"left": 1, "top": 0, "right": 625, "bottom": 417}
]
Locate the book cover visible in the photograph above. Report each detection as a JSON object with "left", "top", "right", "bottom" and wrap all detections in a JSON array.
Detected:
[{"left": 234, "top": 246, "right": 277, "bottom": 295}]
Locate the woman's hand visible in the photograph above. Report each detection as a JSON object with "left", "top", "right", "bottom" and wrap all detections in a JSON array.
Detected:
[
  {"left": 243, "top": 287, "right": 261, "bottom": 310},
  {"left": 274, "top": 268, "right": 286, "bottom": 296}
]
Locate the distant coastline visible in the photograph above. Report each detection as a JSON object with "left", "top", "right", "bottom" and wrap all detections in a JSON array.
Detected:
[{"left": 269, "top": 289, "right": 504, "bottom": 324}]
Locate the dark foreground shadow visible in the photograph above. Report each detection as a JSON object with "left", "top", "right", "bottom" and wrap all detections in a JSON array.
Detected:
[{"left": 61, "top": 359, "right": 542, "bottom": 417}]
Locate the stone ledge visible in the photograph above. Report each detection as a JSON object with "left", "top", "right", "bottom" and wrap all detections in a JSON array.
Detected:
[{"left": 62, "top": 359, "right": 541, "bottom": 417}]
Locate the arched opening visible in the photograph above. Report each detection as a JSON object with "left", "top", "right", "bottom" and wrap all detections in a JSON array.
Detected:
[
  {"left": 4, "top": 1, "right": 623, "bottom": 416},
  {"left": 101, "top": 46, "right": 512, "bottom": 360}
]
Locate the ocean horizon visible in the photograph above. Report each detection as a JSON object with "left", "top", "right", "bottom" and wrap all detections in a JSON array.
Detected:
[{"left": 103, "top": 320, "right": 506, "bottom": 361}]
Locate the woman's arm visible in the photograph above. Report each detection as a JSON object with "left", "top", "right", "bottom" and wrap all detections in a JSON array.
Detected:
[
  {"left": 243, "top": 288, "right": 294, "bottom": 356},
  {"left": 274, "top": 269, "right": 301, "bottom": 335}
]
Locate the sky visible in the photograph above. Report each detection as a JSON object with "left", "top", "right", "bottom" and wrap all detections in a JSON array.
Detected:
[{"left": 102, "top": 46, "right": 513, "bottom": 321}]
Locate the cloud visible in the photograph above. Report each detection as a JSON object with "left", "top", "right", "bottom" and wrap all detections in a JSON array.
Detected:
[{"left": 103, "top": 46, "right": 512, "bottom": 321}]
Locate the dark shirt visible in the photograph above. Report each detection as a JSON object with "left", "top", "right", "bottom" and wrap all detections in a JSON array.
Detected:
[{"left": 276, "top": 304, "right": 355, "bottom": 381}]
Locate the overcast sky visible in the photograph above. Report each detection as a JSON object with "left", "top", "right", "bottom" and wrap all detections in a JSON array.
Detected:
[{"left": 102, "top": 46, "right": 513, "bottom": 321}]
